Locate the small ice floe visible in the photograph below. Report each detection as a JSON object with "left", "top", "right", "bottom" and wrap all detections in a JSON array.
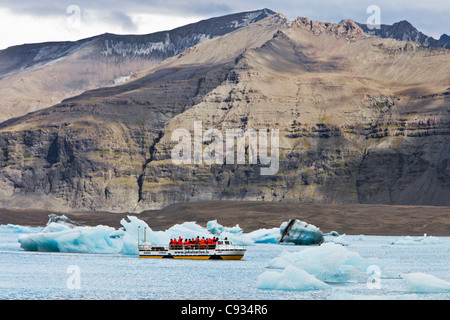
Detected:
[
  {"left": 256, "top": 242, "right": 385, "bottom": 291},
  {"left": 390, "top": 234, "right": 441, "bottom": 245},
  {"left": 402, "top": 272, "right": 450, "bottom": 293},
  {"left": 256, "top": 265, "right": 330, "bottom": 291}
]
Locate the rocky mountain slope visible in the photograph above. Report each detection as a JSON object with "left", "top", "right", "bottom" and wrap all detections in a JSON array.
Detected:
[
  {"left": 0, "top": 9, "right": 274, "bottom": 123},
  {"left": 357, "top": 20, "right": 449, "bottom": 49},
  {"left": 440, "top": 34, "right": 450, "bottom": 43},
  {"left": 0, "top": 13, "right": 449, "bottom": 212}
]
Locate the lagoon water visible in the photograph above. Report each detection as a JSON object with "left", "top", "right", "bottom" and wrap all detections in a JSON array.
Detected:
[{"left": 0, "top": 226, "right": 449, "bottom": 300}]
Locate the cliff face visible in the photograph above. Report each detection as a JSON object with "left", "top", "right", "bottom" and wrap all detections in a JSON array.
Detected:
[{"left": 0, "top": 14, "right": 449, "bottom": 212}]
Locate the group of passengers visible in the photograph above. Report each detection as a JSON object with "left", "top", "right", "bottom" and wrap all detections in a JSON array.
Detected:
[{"left": 169, "top": 236, "right": 220, "bottom": 249}]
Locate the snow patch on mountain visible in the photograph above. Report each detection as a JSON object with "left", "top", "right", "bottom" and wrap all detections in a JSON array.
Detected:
[{"left": 100, "top": 33, "right": 211, "bottom": 57}]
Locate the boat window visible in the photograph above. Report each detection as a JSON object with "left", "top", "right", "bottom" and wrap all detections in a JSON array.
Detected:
[{"left": 225, "top": 241, "right": 230, "bottom": 244}]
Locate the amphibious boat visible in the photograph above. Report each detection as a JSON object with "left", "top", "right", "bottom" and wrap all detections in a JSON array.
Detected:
[{"left": 138, "top": 239, "right": 246, "bottom": 260}]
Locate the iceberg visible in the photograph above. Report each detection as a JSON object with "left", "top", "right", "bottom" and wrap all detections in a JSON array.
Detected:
[
  {"left": 19, "top": 224, "right": 122, "bottom": 253},
  {"left": 278, "top": 219, "right": 324, "bottom": 245},
  {"left": 204, "top": 220, "right": 260, "bottom": 245},
  {"left": 256, "top": 265, "right": 330, "bottom": 291},
  {"left": 324, "top": 233, "right": 349, "bottom": 246},
  {"left": 166, "top": 221, "right": 213, "bottom": 240},
  {"left": 18, "top": 214, "right": 148, "bottom": 254},
  {"left": 402, "top": 273, "right": 450, "bottom": 293},
  {"left": 206, "top": 220, "right": 242, "bottom": 235},
  {"left": 266, "top": 242, "right": 384, "bottom": 283},
  {"left": 3, "top": 224, "right": 42, "bottom": 233},
  {"left": 247, "top": 228, "right": 280, "bottom": 244},
  {"left": 390, "top": 234, "right": 441, "bottom": 245}
]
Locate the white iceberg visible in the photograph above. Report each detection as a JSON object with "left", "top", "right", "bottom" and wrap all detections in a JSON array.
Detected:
[
  {"left": 206, "top": 220, "right": 242, "bottom": 235},
  {"left": 267, "top": 242, "right": 384, "bottom": 283},
  {"left": 402, "top": 273, "right": 450, "bottom": 293},
  {"left": 325, "top": 234, "right": 349, "bottom": 246},
  {"left": 3, "top": 224, "right": 42, "bottom": 233},
  {"left": 256, "top": 265, "right": 330, "bottom": 291},
  {"left": 247, "top": 228, "right": 280, "bottom": 244},
  {"left": 390, "top": 234, "right": 441, "bottom": 245}
]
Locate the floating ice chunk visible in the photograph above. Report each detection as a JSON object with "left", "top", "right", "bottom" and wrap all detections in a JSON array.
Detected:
[
  {"left": 391, "top": 234, "right": 441, "bottom": 245},
  {"left": 19, "top": 214, "right": 125, "bottom": 254},
  {"left": 267, "top": 242, "right": 383, "bottom": 283},
  {"left": 44, "top": 222, "right": 71, "bottom": 233},
  {"left": 119, "top": 216, "right": 158, "bottom": 255},
  {"left": 3, "top": 224, "right": 42, "bottom": 233},
  {"left": 247, "top": 228, "right": 279, "bottom": 244},
  {"left": 206, "top": 220, "right": 242, "bottom": 235},
  {"left": 18, "top": 225, "right": 122, "bottom": 253},
  {"left": 325, "top": 234, "right": 348, "bottom": 246},
  {"left": 324, "top": 231, "right": 340, "bottom": 237},
  {"left": 222, "top": 232, "right": 255, "bottom": 246},
  {"left": 256, "top": 265, "right": 330, "bottom": 291},
  {"left": 402, "top": 273, "right": 450, "bottom": 293},
  {"left": 278, "top": 219, "right": 324, "bottom": 245}
]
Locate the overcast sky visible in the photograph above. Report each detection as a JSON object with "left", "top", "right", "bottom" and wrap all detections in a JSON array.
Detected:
[{"left": 0, "top": 0, "right": 448, "bottom": 50}]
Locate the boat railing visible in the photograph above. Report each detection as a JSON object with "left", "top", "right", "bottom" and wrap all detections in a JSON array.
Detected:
[{"left": 138, "top": 243, "right": 246, "bottom": 251}]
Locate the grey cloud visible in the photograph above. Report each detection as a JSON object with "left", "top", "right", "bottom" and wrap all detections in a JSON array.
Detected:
[
  {"left": 105, "top": 11, "right": 138, "bottom": 31},
  {"left": 0, "top": 0, "right": 448, "bottom": 38}
]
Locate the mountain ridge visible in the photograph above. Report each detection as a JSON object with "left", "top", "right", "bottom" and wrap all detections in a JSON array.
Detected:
[
  {"left": 0, "top": 12, "right": 448, "bottom": 212},
  {"left": 0, "top": 9, "right": 275, "bottom": 123},
  {"left": 357, "top": 20, "right": 449, "bottom": 49}
]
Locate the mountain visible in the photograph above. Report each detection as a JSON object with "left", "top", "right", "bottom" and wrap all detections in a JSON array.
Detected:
[
  {"left": 440, "top": 34, "right": 450, "bottom": 42},
  {"left": 0, "top": 13, "right": 449, "bottom": 212},
  {"left": 0, "top": 9, "right": 275, "bottom": 123},
  {"left": 357, "top": 20, "right": 449, "bottom": 49}
]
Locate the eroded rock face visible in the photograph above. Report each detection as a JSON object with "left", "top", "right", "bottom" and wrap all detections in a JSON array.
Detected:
[{"left": 0, "top": 14, "right": 449, "bottom": 212}]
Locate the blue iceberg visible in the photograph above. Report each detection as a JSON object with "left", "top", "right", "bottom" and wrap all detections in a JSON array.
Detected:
[{"left": 278, "top": 219, "right": 324, "bottom": 245}]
